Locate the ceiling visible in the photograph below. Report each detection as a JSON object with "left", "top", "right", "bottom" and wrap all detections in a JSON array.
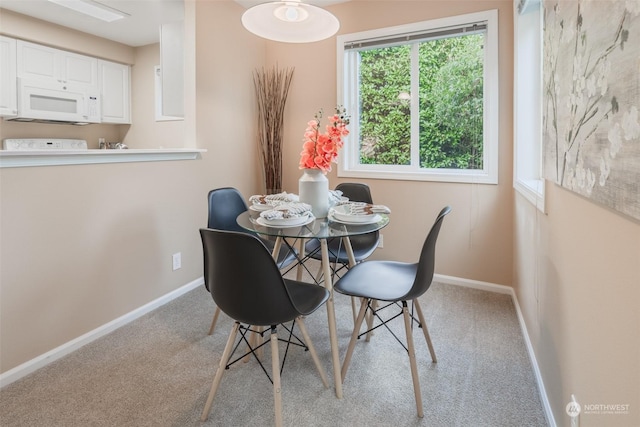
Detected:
[
  {"left": 0, "top": 0, "right": 348, "bottom": 47},
  {"left": 0, "top": 0, "right": 184, "bottom": 47}
]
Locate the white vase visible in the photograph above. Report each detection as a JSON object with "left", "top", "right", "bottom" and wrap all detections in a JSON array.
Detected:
[{"left": 298, "top": 168, "right": 329, "bottom": 218}]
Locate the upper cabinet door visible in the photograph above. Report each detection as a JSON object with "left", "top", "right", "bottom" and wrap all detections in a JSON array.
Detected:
[
  {"left": 62, "top": 52, "right": 98, "bottom": 87},
  {"left": 17, "top": 41, "right": 98, "bottom": 88},
  {"left": 0, "top": 36, "right": 18, "bottom": 117},
  {"left": 99, "top": 60, "right": 131, "bottom": 124},
  {"left": 17, "top": 40, "right": 56, "bottom": 81}
]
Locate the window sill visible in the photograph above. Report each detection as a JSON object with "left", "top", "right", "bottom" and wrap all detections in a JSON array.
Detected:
[
  {"left": 0, "top": 148, "right": 206, "bottom": 168},
  {"left": 338, "top": 167, "right": 498, "bottom": 184},
  {"left": 514, "top": 178, "right": 546, "bottom": 213}
]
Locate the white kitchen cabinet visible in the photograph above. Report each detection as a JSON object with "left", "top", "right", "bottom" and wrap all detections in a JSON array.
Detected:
[
  {"left": 99, "top": 60, "right": 130, "bottom": 124},
  {"left": 0, "top": 36, "right": 18, "bottom": 117},
  {"left": 17, "top": 40, "right": 98, "bottom": 88}
]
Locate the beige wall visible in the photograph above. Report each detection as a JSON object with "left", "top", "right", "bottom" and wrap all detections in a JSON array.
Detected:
[
  {"left": 122, "top": 43, "right": 187, "bottom": 148},
  {"left": 194, "top": 0, "right": 265, "bottom": 191},
  {"left": 511, "top": 0, "right": 640, "bottom": 424},
  {"left": 515, "top": 183, "right": 640, "bottom": 427},
  {"left": 271, "top": 0, "right": 514, "bottom": 285},
  {"left": 0, "top": 1, "right": 262, "bottom": 373}
]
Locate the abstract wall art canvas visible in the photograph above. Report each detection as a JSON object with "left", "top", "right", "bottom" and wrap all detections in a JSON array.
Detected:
[{"left": 543, "top": 0, "right": 640, "bottom": 220}]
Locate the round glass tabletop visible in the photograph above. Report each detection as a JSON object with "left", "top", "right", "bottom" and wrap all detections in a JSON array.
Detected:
[{"left": 236, "top": 211, "right": 389, "bottom": 239}]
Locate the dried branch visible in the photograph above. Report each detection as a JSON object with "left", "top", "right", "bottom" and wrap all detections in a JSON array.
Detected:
[{"left": 253, "top": 66, "right": 295, "bottom": 193}]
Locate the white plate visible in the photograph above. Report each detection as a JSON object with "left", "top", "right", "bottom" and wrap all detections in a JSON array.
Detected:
[
  {"left": 328, "top": 211, "right": 382, "bottom": 225},
  {"left": 330, "top": 196, "right": 349, "bottom": 207},
  {"left": 330, "top": 204, "right": 379, "bottom": 223},
  {"left": 250, "top": 204, "right": 273, "bottom": 212},
  {"left": 256, "top": 215, "right": 314, "bottom": 228}
]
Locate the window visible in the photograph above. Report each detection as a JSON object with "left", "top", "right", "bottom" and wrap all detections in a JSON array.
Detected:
[
  {"left": 337, "top": 10, "right": 499, "bottom": 183},
  {"left": 514, "top": 0, "right": 545, "bottom": 211}
]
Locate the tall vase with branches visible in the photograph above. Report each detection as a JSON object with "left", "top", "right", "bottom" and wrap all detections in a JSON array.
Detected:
[{"left": 253, "top": 66, "right": 294, "bottom": 194}]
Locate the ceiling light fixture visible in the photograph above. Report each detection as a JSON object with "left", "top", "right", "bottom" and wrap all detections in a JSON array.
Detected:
[
  {"left": 242, "top": 0, "right": 339, "bottom": 43},
  {"left": 47, "top": 0, "right": 128, "bottom": 23}
]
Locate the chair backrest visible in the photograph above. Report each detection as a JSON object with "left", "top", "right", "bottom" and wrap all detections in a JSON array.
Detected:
[
  {"left": 405, "top": 206, "right": 451, "bottom": 301},
  {"left": 334, "top": 183, "right": 379, "bottom": 253},
  {"left": 200, "top": 228, "right": 300, "bottom": 326},
  {"left": 335, "top": 182, "right": 374, "bottom": 204},
  {"left": 207, "top": 187, "right": 248, "bottom": 233}
]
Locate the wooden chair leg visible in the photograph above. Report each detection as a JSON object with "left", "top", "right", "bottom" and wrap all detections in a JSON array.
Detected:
[
  {"left": 402, "top": 302, "right": 424, "bottom": 418},
  {"left": 257, "top": 326, "right": 265, "bottom": 358},
  {"left": 314, "top": 263, "right": 324, "bottom": 282},
  {"left": 207, "top": 307, "right": 221, "bottom": 335},
  {"left": 201, "top": 322, "right": 240, "bottom": 421},
  {"left": 351, "top": 297, "right": 357, "bottom": 324},
  {"left": 341, "top": 298, "right": 369, "bottom": 382},
  {"left": 413, "top": 299, "right": 437, "bottom": 362},
  {"left": 270, "top": 327, "right": 283, "bottom": 427},
  {"left": 296, "top": 317, "right": 329, "bottom": 388},
  {"left": 365, "top": 299, "right": 378, "bottom": 342}
]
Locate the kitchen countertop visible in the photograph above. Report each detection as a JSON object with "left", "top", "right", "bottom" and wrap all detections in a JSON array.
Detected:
[{"left": 0, "top": 148, "right": 206, "bottom": 168}]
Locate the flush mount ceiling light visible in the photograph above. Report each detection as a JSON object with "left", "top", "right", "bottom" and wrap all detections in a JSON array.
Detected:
[
  {"left": 242, "top": 1, "right": 339, "bottom": 43},
  {"left": 47, "top": 0, "right": 129, "bottom": 23}
]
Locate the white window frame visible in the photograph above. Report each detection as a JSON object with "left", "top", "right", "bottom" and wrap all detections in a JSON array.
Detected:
[
  {"left": 514, "top": 0, "right": 545, "bottom": 211},
  {"left": 337, "top": 10, "right": 499, "bottom": 184}
]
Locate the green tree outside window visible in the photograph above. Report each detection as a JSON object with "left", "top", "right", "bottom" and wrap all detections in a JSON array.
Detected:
[{"left": 358, "top": 33, "right": 484, "bottom": 169}]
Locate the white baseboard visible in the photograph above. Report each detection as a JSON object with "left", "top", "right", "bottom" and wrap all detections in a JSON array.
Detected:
[
  {"left": 0, "top": 277, "right": 204, "bottom": 388},
  {"left": 510, "top": 291, "right": 557, "bottom": 427},
  {"left": 434, "top": 274, "right": 556, "bottom": 427},
  {"left": 434, "top": 274, "right": 513, "bottom": 294}
]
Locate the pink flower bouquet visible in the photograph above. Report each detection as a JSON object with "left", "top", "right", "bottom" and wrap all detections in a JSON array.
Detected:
[{"left": 299, "top": 107, "right": 350, "bottom": 173}]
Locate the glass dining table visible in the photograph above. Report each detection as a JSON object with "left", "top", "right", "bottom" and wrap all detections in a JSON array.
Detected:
[{"left": 236, "top": 210, "right": 390, "bottom": 398}]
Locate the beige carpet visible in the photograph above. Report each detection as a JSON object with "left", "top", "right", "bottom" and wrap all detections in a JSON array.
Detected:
[{"left": 0, "top": 261, "right": 547, "bottom": 426}]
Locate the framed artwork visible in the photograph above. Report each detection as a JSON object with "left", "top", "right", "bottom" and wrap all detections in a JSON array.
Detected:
[{"left": 543, "top": 0, "right": 640, "bottom": 221}]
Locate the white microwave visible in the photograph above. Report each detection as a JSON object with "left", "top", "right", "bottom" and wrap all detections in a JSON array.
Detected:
[{"left": 7, "top": 78, "right": 101, "bottom": 124}]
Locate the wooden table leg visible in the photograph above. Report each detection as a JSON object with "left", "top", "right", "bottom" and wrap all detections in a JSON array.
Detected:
[
  {"left": 341, "top": 237, "right": 358, "bottom": 324},
  {"left": 320, "top": 238, "right": 343, "bottom": 399},
  {"left": 271, "top": 236, "right": 283, "bottom": 260},
  {"left": 342, "top": 236, "right": 373, "bottom": 336},
  {"left": 296, "top": 238, "right": 306, "bottom": 281},
  {"left": 342, "top": 236, "right": 357, "bottom": 269}
]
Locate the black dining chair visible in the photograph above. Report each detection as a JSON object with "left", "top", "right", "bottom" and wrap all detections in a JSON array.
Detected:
[
  {"left": 305, "top": 182, "right": 380, "bottom": 272},
  {"left": 334, "top": 206, "right": 451, "bottom": 418},
  {"left": 199, "top": 228, "right": 329, "bottom": 426},
  {"left": 206, "top": 187, "right": 298, "bottom": 334},
  {"left": 305, "top": 183, "right": 381, "bottom": 320}
]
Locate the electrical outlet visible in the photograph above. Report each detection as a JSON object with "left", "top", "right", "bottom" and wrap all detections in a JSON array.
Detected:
[
  {"left": 378, "top": 234, "right": 384, "bottom": 248},
  {"left": 172, "top": 252, "right": 182, "bottom": 271}
]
